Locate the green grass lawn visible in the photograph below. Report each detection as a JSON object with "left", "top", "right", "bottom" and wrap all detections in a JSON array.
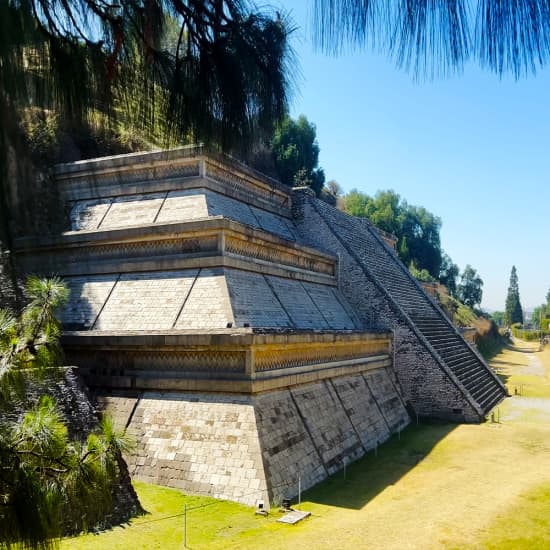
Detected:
[
  {"left": 61, "top": 482, "right": 276, "bottom": 549},
  {"left": 62, "top": 424, "right": 451, "bottom": 550},
  {"left": 476, "top": 482, "right": 550, "bottom": 549},
  {"left": 62, "top": 342, "right": 550, "bottom": 549}
]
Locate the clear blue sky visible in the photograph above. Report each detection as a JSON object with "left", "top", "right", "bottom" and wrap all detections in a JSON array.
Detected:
[{"left": 276, "top": 1, "right": 550, "bottom": 312}]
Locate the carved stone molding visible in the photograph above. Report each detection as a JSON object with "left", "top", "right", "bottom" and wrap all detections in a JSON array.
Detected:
[
  {"left": 68, "top": 349, "right": 246, "bottom": 374},
  {"left": 63, "top": 330, "right": 392, "bottom": 393},
  {"left": 58, "top": 162, "right": 201, "bottom": 201},
  {"left": 16, "top": 219, "right": 337, "bottom": 282},
  {"left": 224, "top": 233, "right": 335, "bottom": 277},
  {"left": 54, "top": 149, "right": 291, "bottom": 219},
  {"left": 253, "top": 340, "right": 389, "bottom": 372},
  {"left": 205, "top": 159, "right": 290, "bottom": 211}
]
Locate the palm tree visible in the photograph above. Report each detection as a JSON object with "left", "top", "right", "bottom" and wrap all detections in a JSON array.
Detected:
[{"left": 312, "top": 0, "right": 550, "bottom": 78}]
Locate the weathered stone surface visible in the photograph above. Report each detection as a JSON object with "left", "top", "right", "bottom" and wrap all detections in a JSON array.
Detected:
[
  {"left": 99, "top": 193, "right": 166, "bottom": 229},
  {"left": 95, "top": 270, "right": 198, "bottom": 331},
  {"left": 60, "top": 274, "right": 118, "bottom": 329},
  {"left": 363, "top": 369, "right": 409, "bottom": 432},
  {"left": 225, "top": 269, "right": 292, "bottom": 328},
  {"left": 174, "top": 268, "right": 234, "bottom": 329},
  {"left": 331, "top": 374, "right": 390, "bottom": 449},
  {"left": 14, "top": 147, "right": 506, "bottom": 511},
  {"left": 69, "top": 198, "right": 111, "bottom": 230},
  {"left": 67, "top": 184, "right": 298, "bottom": 242},
  {"left": 292, "top": 190, "right": 506, "bottom": 421},
  {"left": 155, "top": 190, "right": 209, "bottom": 223},
  {"left": 59, "top": 266, "right": 358, "bottom": 332},
  {"left": 254, "top": 389, "right": 327, "bottom": 502},
  {"left": 249, "top": 206, "right": 297, "bottom": 241},
  {"left": 97, "top": 364, "right": 408, "bottom": 508},
  {"left": 265, "top": 276, "right": 329, "bottom": 330},
  {"left": 301, "top": 282, "right": 360, "bottom": 329},
  {"left": 102, "top": 392, "right": 269, "bottom": 507}
]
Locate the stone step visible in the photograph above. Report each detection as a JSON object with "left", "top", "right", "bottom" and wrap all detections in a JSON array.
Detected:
[
  {"left": 437, "top": 344, "right": 474, "bottom": 358},
  {"left": 462, "top": 370, "right": 490, "bottom": 391},
  {"left": 481, "top": 390, "right": 505, "bottom": 413},
  {"left": 415, "top": 321, "right": 452, "bottom": 329},
  {"left": 415, "top": 323, "right": 453, "bottom": 333},
  {"left": 478, "top": 387, "right": 503, "bottom": 412},
  {"left": 314, "top": 202, "right": 507, "bottom": 418},
  {"left": 429, "top": 340, "right": 463, "bottom": 350},
  {"left": 457, "top": 371, "right": 486, "bottom": 391},
  {"left": 454, "top": 362, "right": 485, "bottom": 378},
  {"left": 418, "top": 332, "right": 456, "bottom": 341},
  {"left": 470, "top": 379, "right": 496, "bottom": 400},
  {"left": 429, "top": 340, "right": 462, "bottom": 350},
  {"left": 456, "top": 366, "right": 483, "bottom": 391},
  {"left": 453, "top": 360, "right": 483, "bottom": 378},
  {"left": 438, "top": 351, "right": 475, "bottom": 365},
  {"left": 446, "top": 352, "right": 476, "bottom": 368},
  {"left": 414, "top": 321, "right": 452, "bottom": 331}
]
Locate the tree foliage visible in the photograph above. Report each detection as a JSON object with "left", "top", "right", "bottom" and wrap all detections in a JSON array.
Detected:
[
  {"left": 0, "top": 0, "right": 295, "bottom": 152},
  {"left": 409, "top": 261, "right": 436, "bottom": 283},
  {"left": 458, "top": 264, "right": 483, "bottom": 308},
  {"left": 490, "top": 311, "right": 505, "bottom": 327},
  {"left": 505, "top": 265, "right": 523, "bottom": 325},
  {"left": 0, "top": 277, "right": 132, "bottom": 548},
  {"left": 271, "top": 115, "right": 325, "bottom": 195},
  {"left": 343, "top": 189, "right": 442, "bottom": 278},
  {"left": 0, "top": 0, "right": 296, "bottom": 302},
  {"left": 312, "top": 0, "right": 550, "bottom": 78},
  {"left": 439, "top": 253, "right": 460, "bottom": 298},
  {"left": 530, "top": 305, "right": 545, "bottom": 330},
  {"left": 326, "top": 180, "right": 343, "bottom": 197}
]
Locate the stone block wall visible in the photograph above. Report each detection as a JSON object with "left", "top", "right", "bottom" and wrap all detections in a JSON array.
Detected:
[
  {"left": 253, "top": 389, "right": 327, "bottom": 501},
  {"left": 96, "top": 365, "right": 410, "bottom": 508},
  {"left": 256, "top": 371, "right": 410, "bottom": 503},
  {"left": 99, "top": 393, "right": 269, "bottom": 507},
  {"left": 330, "top": 374, "right": 391, "bottom": 448},
  {"left": 67, "top": 186, "right": 298, "bottom": 242},
  {"left": 59, "top": 267, "right": 359, "bottom": 332},
  {"left": 292, "top": 190, "right": 481, "bottom": 422},
  {"left": 129, "top": 394, "right": 268, "bottom": 505}
]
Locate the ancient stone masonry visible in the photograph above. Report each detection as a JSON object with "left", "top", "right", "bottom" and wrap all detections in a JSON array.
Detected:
[
  {"left": 291, "top": 187, "right": 507, "bottom": 422},
  {"left": 14, "top": 145, "right": 503, "bottom": 508}
]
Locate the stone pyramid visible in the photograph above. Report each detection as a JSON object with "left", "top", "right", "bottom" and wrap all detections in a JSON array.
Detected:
[{"left": 15, "top": 146, "right": 504, "bottom": 507}]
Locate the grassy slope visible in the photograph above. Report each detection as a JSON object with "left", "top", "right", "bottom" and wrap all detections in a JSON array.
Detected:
[{"left": 62, "top": 342, "right": 550, "bottom": 549}]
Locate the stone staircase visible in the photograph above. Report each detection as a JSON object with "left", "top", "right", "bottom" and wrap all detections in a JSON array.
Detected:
[
  {"left": 411, "top": 316, "right": 504, "bottom": 412},
  {"left": 309, "top": 201, "right": 507, "bottom": 416}
]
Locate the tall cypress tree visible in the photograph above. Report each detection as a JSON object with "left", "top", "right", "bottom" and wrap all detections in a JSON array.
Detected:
[{"left": 505, "top": 265, "right": 523, "bottom": 325}]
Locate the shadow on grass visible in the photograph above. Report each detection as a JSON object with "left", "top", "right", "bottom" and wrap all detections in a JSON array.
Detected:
[
  {"left": 491, "top": 359, "right": 525, "bottom": 367},
  {"left": 505, "top": 343, "right": 539, "bottom": 354},
  {"left": 301, "top": 421, "right": 456, "bottom": 510},
  {"left": 478, "top": 338, "right": 506, "bottom": 362},
  {"left": 495, "top": 371, "right": 512, "bottom": 387},
  {"left": 489, "top": 343, "right": 537, "bottom": 387}
]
